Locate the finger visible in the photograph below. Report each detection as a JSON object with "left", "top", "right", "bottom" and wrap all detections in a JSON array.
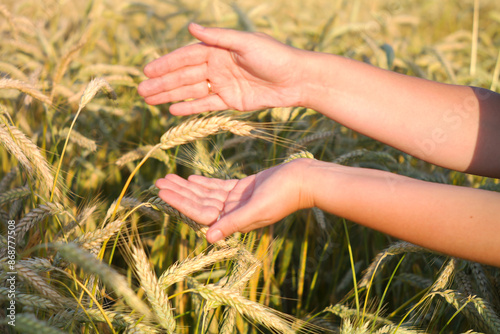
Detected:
[
  {"left": 158, "top": 189, "right": 220, "bottom": 225},
  {"left": 144, "top": 43, "right": 208, "bottom": 78},
  {"left": 156, "top": 174, "right": 227, "bottom": 203},
  {"left": 168, "top": 94, "right": 228, "bottom": 116},
  {"left": 138, "top": 63, "right": 207, "bottom": 97},
  {"left": 188, "top": 174, "right": 238, "bottom": 192},
  {"left": 205, "top": 201, "right": 264, "bottom": 243},
  {"left": 143, "top": 81, "right": 208, "bottom": 106},
  {"left": 189, "top": 23, "right": 250, "bottom": 52}
]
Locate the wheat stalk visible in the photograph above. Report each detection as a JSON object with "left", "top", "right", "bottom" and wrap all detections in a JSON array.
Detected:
[{"left": 131, "top": 246, "right": 176, "bottom": 332}]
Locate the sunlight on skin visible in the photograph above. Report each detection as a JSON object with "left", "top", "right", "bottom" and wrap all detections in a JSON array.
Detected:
[{"left": 143, "top": 23, "right": 500, "bottom": 266}]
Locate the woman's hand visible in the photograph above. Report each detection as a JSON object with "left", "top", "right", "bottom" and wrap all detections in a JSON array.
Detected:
[
  {"left": 138, "top": 23, "right": 306, "bottom": 115},
  {"left": 155, "top": 159, "right": 315, "bottom": 243}
]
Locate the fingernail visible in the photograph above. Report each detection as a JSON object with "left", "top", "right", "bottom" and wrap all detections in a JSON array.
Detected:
[
  {"left": 208, "top": 229, "right": 223, "bottom": 243},
  {"left": 190, "top": 22, "right": 204, "bottom": 31}
]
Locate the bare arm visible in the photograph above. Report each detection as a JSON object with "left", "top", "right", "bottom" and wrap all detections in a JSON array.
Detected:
[
  {"left": 299, "top": 52, "right": 500, "bottom": 177},
  {"left": 155, "top": 159, "right": 500, "bottom": 267},
  {"left": 139, "top": 25, "right": 500, "bottom": 178},
  {"left": 305, "top": 160, "right": 500, "bottom": 266}
]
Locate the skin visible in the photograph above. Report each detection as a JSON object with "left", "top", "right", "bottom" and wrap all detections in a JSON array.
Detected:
[{"left": 139, "top": 23, "right": 500, "bottom": 266}]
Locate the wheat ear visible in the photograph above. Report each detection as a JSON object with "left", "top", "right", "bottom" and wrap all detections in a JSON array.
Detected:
[
  {"left": 15, "top": 202, "right": 65, "bottom": 241},
  {"left": 219, "top": 307, "right": 238, "bottom": 334},
  {"left": 470, "top": 262, "right": 496, "bottom": 304},
  {"left": 333, "top": 149, "right": 397, "bottom": 166},
  {"left": 160, "top": 115, "right": 254, "bottom": 150},
  {"left": 0, "top": 287, "right": 59, "bottom": 311},
  {"left": 131, "top": 246, "right": 176, "bottom": 332},
  {"left": 158, "top": 247, "right": 239, "bottom": 289},
  {"left": 115, "top": 145, "right": 169, "bottom": 167},
  {"left": 74, "top": 219, "right": 126, "bottom": 251},
  {"left": 431, "top": 258, "right": 457, "bottom": 292},
  {"left": 14, "top": 313, "right": 66, "bottom": 334},
  {"left": 55, "top": 243, "right": 152, "bottom": 318},
  {"left": 435, "top": 289, "right": 500, "bottom": 333},
  {"left": 48, "top": 307, "right": 158, "bottom": 333},
  {"left": 51, "top": 39, "right": 87, "bottom": 97},
  {"left": 51, "top": 78, "right": 116, "bottom": 201},
  {"left": 0, "top": 121, "right": 61, "bottom": 199},
  {"left": 0, "top": 166, "right": 18, "bottom": 192},
  {"left": 148, "top": 196, "right": 239, "bottom": 248},
  {"left": 58, "top": 127, "right": 97, "bottom": 152},
  {"left": 0, "top": 5, "right": 18, "bottom": 40},
  {"left": 0, "top": 61, "right": 28, "bottom": 81},
  {"left": 78, "top": 77, "right": 117, "bottom": 111},
  {"left": 190, "top": 279, "right": 295, "bottom": 334},
  {"left": 0, "top": 123, "right": 33, "bottom": 175},
  {"left": 0, "top": 185, "right": 30, "bottom": 206},
  {"left": 359, "top": 241, "right": 432, "bottom": 288},
  {"left": 282, "top": 150, "right": 315, "bottom": 164},
  {"left": 0, "top": 78, "right": 51, "bottom": 105},
  {"left": 15, "top": 263, "right": 68, "bottom": 306}
]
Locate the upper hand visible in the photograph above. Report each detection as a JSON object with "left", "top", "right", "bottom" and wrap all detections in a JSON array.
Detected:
[
  {"left": 138, "top": 23, "right": 306, "bottom": 115},
  {"left": 154, "top": 159, "right": 314, "bottom": 243}
]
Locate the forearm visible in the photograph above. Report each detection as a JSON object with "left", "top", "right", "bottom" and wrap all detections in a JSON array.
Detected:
[
  {"left": 303, "top": 160, "right": 500, "bottom": 266},
  {"left": 297, "top": 51, "right": 500, "bottom": 177}
]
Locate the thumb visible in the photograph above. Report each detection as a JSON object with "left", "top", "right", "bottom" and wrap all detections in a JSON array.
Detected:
[{"left": 188, "top": 22, "right": 246, "bottom": 52}]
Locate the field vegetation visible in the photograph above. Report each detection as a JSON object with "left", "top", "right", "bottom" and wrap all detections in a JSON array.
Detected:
[{"left": 1, "top": 0, "right": 500, "bottom": 333}]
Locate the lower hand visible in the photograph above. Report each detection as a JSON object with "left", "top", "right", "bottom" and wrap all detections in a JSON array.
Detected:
[{"left": 155, "top": 159, "right": 314, "bottom": 243}]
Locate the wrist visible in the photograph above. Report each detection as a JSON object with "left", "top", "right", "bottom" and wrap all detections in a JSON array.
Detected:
[
  {"left": 291, "top": 158, "right": 323, "bottom": 210},
  {"left": 294, "top": 50, "right": 341, "bottom": 110}
]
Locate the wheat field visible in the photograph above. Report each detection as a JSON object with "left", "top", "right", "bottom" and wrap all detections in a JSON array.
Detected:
[{"left": 1, "top": 0, "right": 500, "bottom": 333}]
